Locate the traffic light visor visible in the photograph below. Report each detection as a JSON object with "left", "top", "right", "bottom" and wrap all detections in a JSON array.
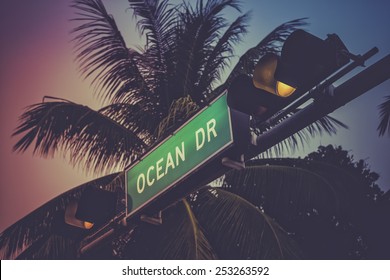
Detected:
[{"left": 253, "top": 53, "right": 278, "bottom": 95}]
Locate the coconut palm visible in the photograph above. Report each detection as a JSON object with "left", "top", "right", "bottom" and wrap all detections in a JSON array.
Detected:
[
  {"left": 12, "top": 0, "right": 343, "bottom": 172},
  {"left": 4, "top": 0, "right": 350, "bottom": 259}
]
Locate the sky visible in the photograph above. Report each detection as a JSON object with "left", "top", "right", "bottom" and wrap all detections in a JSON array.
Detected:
[{"left": 0, "top": 0, "right": 389, "bottom": 232}]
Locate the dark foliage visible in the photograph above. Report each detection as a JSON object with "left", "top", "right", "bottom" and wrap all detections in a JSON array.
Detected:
[{"left": 223, "top": 145, "right": 389, "bottom": 259}]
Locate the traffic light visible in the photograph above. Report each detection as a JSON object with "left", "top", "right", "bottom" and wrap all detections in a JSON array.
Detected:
[
  {"left": 275, "top": 30, "right": 350, "bottom": 95},
  {"left": 223, "top": 30, "right": 351, "bottom": 169},
  {"left": 228, "top": 71, "right": 287, "bottom": 117},
  {"left": 64, "top": 188, "right": 117, "bottom": 230},
  {"left": 227, "top": 29, "right": 350, "bottom": 117}
]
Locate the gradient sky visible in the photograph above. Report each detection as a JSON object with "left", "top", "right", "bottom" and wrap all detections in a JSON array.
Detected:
[{"left": 0, "top": 0, "right": 389, "bottom": 232}]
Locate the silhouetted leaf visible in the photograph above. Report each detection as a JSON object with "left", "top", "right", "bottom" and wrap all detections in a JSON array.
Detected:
[
  {"left": 191, "top": 187, "right": 302, "bottom": 259},
  {"left": 377, "top": 95, "right": 390, "bottom": 136},
  {"left": 72, "top": 0, "right": 152, "bottom": 103},
  {"left": 256, "top": 112, "right": 348, "bottom": 157},
  {"left": 123, "top": 199, "right": 217, "bottom": 259},
  {"left": 223, "top": 165, "right": 340, "bottom": 221},
  {"left": 13, "top": 98, "right": 147, "bottom": 173},
  {"left": 0, "top": 173, "right": 123, "bottom": 259}
]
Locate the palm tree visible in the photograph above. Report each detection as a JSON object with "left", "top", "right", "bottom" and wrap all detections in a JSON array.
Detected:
[
  {"left": 12, "top": 0, "right": 341, "bottom": 172},
  {"left": 121, "top": 145, "right": 390, "bottom": 259},
  {"left": 3, "top": 0, "right": 348, "bottom": 259}
]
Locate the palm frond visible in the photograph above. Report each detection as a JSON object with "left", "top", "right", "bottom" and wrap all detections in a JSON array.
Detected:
[
  {"left": 128, "top": 0, "right": 176, "bottom": 60},
  {"left": 255, "top": 112, "right": 348, "bottom": 157},
  {"left": 0, "top": 173, "right": 124, "bottom": 259},
  {"left": 191, "top": 187, "right": 302, "bottom": 259},
  {"left": 222, "top": 165, "right": 340, "bottom": 222},
  {"left": 236, "top": 158, "right": 368, "bottom": 218},
  {"left": 127, "top": 0, "right": 182, "bottom": 112},
  {"left": 216, "top": 18, "right": 307, "bottom": 94},
  {"left": 198, "top": 13, "right": 250, "bottom": 99},
  {"left": 377, "top": 95, "right": 390, "bottom": 136},
  {"left": 99, "top": 102, "right": 157, "bottom": 145},
  {"left": 171, "top": 7, "right": 220, "bottom": 101},
  {"left": 71, "top": 0, "right": 151, "bottom": 103},
  {"left": 220, "top": 158, "right": 370, "bottom": 257},
  {"left": 204, "top": 0, "right": 243, "bottom": 15},
  {"left": 290, "top": 159, "right": 368, "bottom": 217},
  {"left": 169, "top": 0, "right": 245, "bottom": 104},
  {"left": 17, "top": 235, "right": 78, "bottom": 260},
  {"left": 155, "top": 95, "right": 199, "bottom": 140},
  {"left": 13, "top": 98, "right": 147, "bottom": 173},
  {"left": 123, "top": 199, "right": 217, "bottom": 259}
]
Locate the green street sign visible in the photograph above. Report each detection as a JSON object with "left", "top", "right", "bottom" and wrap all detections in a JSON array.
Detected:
[{"left": 125, "top": 94, "right": 233, "bottom": 216}]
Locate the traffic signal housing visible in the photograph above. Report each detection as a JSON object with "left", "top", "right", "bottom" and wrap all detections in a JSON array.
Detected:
[
  {"left": 75, "top": 188, "right": 117, "bottom": 226},
  {"left": 227, "top": 29, "right": 351, "bottom": 117},
  {"left": 275, "top": 29, "right": 350, "bottom": 95},
  {"left": 63, "top": 188, "right": 117, "bottom": 230}
]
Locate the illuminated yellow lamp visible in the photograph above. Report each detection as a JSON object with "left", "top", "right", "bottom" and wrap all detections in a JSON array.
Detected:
[
  {"left": 252, "top": 53, "right": 278, "bottom": 95},
  {"left": 64, "top": 200, "right": 94, "bottom": 229},
  {"left": 276, "top": 81, "right": 296, "bottom": 97},
  {"left": 83, "top": 221, "right": 94, "bottom": 229}
]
